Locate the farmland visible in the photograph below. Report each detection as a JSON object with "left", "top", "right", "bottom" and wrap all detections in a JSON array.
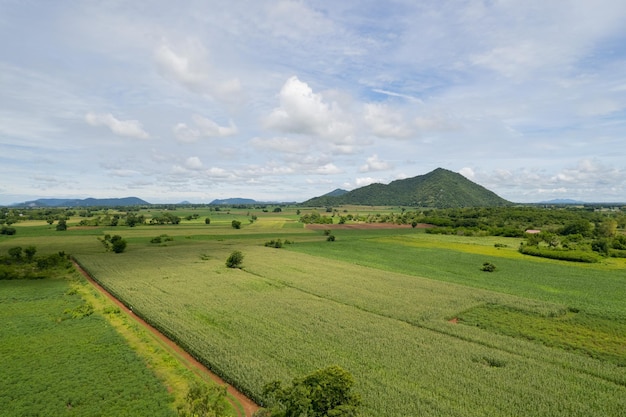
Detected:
[
  {"left": 0, "top": 268, "right": 176, "bottom": 416},
  {"left": 1, "top": 205, "right": 626, "bottom": 416}
]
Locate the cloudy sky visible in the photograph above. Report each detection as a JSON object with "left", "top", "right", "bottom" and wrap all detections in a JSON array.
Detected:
[{"left": 2, "top": 0, "right": 626, "bottom": 205}]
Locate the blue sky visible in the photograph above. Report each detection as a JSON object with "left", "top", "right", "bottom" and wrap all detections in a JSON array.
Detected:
[{"left": 2, "top": 0, "right": 626, "bottom": 205}]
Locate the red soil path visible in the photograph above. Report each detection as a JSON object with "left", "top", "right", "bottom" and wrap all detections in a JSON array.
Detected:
[{"left": 72, "top": 261, "right": 260, "bottom": 417}]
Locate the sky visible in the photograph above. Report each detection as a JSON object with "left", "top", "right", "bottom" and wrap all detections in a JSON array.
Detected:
[{"left": 2, "top": 0, "right": 626, "bottom": 205}]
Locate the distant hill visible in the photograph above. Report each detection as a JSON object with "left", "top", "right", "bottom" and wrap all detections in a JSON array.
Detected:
[
  {"left": 323, "top": 188, "right": 349, "bottom": 197},
  {"left": 15, "top": 197, "right": 150, "bottom": 207},
  {"left": 302, "top": 168, "right": 511, "bottom": 208},
  {"left": 210, "top": 198, "right": 259, "bottom": 205}
]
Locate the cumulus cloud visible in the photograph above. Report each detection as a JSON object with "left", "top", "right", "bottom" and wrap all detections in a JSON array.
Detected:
[
  {"left": 85, "top": 112, "right": 149, "bottom": 139},
  {"left": 359, "top": 154, "right": 392, "bottom": 173},
  {"left": 364, "top": 103, "right": 414, "bottom": 138},
  {"left": 154, "top": 41, "right": 241, "bottom": 103},
  {"left": 265, "top": 76, "right": 353, "bottom": 142},
  {"left": 315, "top": 163, "right": 342, "bottom": 175},
  {"left": 355, "top": 177, "right": 383, "bottom": 187},
  {"left": 185, "top": 156, "right": 203, "bottom": 170},
  {"left": 249, "top": 136, "right": 309, "bottom": 154},
  {"left": 174, "top": 115, "right": 238, "bottom": 142}
]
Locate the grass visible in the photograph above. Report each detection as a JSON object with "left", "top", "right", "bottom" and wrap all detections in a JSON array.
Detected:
[
  {"left": 0, "top": 276, "right": 176, "bottom": 417},
  {"left": 3, "top": 209, "right": 626, "bottom": 417},
  {"left": 458, "top": 304, "right": 626, "bottom": 365}
]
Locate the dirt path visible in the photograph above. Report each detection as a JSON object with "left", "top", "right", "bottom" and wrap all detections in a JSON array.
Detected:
[{"left": 72, "top": 261, "right": 260, "bottom": 417}]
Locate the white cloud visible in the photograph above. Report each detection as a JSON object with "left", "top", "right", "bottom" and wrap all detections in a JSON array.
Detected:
[
  {"left": 174, "top": 115, "right": 238, "bottom": 142},
  {"left": 355, "top": 177, "right": 382, "bottom": 187},
  {"left": 85, "top": 112, "right": 150, "bottom": 139},
  {"left": 265, "top": 76, "right": 353, "bottom": 142},
  {"left": 364, "top": 103, "right": 414, "bottom": 139},
  {"left": 154, "top": 41, "right": 242, "bottom": 103},
  {"left": 249, "top": 136, "right": 309, "bottom": 154},
  {"left": 359, "top": 154, "right": 392, "bottom": 173},
  {"left": 315, "top": 163, "right": 343, "bottom": 175},
  {"left": 185, "top": 157, "right": 203, "bottom": 170}
]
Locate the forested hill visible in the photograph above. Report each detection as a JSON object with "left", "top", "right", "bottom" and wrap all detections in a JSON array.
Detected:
[{"left": 303, "top": 168, "right": 512, "bottom": 208}]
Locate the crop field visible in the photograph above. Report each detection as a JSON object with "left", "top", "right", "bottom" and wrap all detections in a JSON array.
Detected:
[
  {"left": 0, "top": 275, "right": 176, "bottom": 417},
  {"left": 2, "top": 206, "right": 625, "bottom": 416}
]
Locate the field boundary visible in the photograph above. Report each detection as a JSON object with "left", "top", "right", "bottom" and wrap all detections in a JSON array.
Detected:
[{"left": 71, "top": 259, "right": 260, "bottom": 417}]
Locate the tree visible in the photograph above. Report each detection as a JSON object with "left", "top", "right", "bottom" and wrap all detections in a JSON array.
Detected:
[
  {"left": 24, "top": 246, "right": 37, "bottom": 262},
  {"left": 231, "top": 220, "right": 242, "bottom": 229},
  {"left": 205, "top": 217, "right": 211, "bottom": 225},
  {"left": 56, "top": 218, "right": 67, "bottom": 231},
  {"left": 177, "top": 382, "right": 228, "bottom": 417},
  {"left": 99, "top": 234, "right": 127, "bottom": 253},
  {"left": 226, "top": 251, "right": 244, "bottom": 268},
  {"left": 8, "top": 246, "right": 22, "bottom": 260},
  {"left": 260, "top": 365, "right": 361, "bottom": 417},
  {"left": 480, "top": 261, "right": 496, "bottom": 272},
  {"left": 110, "top": 235, "right": 127, "bottom": 253}
]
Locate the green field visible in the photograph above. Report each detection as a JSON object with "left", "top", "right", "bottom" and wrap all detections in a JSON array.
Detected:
[
  {"left": 0, "top": 275, "right": 176, "bottom": 417},
  {"left": 2, "top": 207, "right": 625, "bottom": 416}
]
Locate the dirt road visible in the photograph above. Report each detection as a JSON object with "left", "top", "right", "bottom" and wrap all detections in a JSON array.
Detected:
[{"left": 73, "top": 261, "right": 260, "bottom": 417}]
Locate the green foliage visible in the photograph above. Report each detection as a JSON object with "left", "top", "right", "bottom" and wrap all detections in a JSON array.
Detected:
[
  {"left": 150, "top": 212, "right": 181, "bottom": 225},
  {"left": 151, "top": 234, "right": 174, "bottom": 244},
  {"left": 225, "top": 250, "right": 244, "bottom": 268},
  {"left": 177, "top": 382, "right": 228, "bottom": 417},
  {"left": 1, "top": 226, "right": 16, "bottom": 235},
  {"left": 518, "top": 244, "right": 599, "bottom": 263},
  {"left": 0, "top": 277, "right": 175, "bottom": 416},
  {"left": 262, "top": 365, "right": 361, "bottom": 417},
  {"left": 480, "top": 261, "right": 496, "bottom": 272},
  {"left": 56, "top": 218, "right": 67, "bottom": 231},
  {"left": 24, "top": 246, "right": 37, "bottom": 261},
  {"left": 303, "top": 168, "right": 511, "bottom": 207},
  {"left": 265, "top": 239, "right": 284, "bottom": 248},
  {"left": 231, "top": 220, "right": 242, "bottom": 229},
  {"left": 300, "top": 211, "right": 333, "bottom": 224},
  {"left": 326, "top": 234, "right": 336, "bottom": 242},
  {"left": 458, "top": 304, "right": 626, "bottom": 365},
  {"left": 205, "top": 217, "right": 211, "bottom": 225},
  {"left": 8, "top": 246, "right": 22, "bottom": 260},
  {"left": 99, "top": 234, "right": 127, "bottom": 253}
]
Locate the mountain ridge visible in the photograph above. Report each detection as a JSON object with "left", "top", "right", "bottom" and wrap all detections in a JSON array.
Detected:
[
  {"left": 303, "top": 168, "right": 511, "bottom": 208},
  {"left": 12, "top": 197, "right": 150, "bottom": 207}
]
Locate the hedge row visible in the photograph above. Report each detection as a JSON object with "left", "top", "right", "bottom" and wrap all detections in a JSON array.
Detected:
[{"left": 518, "top": 245, "right": 599, "bottom": 263}]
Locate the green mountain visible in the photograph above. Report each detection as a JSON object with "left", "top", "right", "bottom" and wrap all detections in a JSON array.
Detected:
[{"left": 303, "top": 168, "right": 511, "bottom": 208}]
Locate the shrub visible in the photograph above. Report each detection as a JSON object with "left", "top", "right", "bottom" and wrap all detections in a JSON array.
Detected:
[
  {"left": 480, "top": 262, "right": 496, "bottom": 272},
  {"left": 265, "top": 239, "right": 284, "bottom": 248},
  {"left": 326, "top": 234, "right": 336, "bottom": 242},
  {"left": 1, "top": 226, "right": 16, "bottom": 235},
  {"left": 226, "top": 251, "right": 244, "bottom": 268},
  {"left": 231, "top": 220, "right": 242, "bottom": 229},
  {"left": 518, "top": 244, "right": 599, "bottom": 263}
]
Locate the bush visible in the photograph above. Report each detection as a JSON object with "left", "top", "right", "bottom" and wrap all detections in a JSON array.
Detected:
[
  {"left": 1, "top": 226, "right": 16, "bottom": 235},
  {"left": 518, "top": 244, "right": 599, "bottom": 263},
  {"left": 326, "top": 234, "right": 336, "bottom": 242},
  {"left": 480, "top": 262, "right": 496, "bottom": 272},
  {"left": 226, "top": 251, "right": 244, "bottom": 268},
  {"left": 265, "top": 239, "right": 284, "bottom": 248},
  {"left": 231, "top": 220, "right": 242, "bottom": 229}
]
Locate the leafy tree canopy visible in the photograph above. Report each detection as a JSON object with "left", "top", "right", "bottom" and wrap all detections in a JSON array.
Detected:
[{"left": 260, "top": 365, "right": 361, "bottom": 417}]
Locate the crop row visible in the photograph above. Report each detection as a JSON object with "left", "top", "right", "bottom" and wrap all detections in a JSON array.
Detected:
[{"left": 75, "top": 239, "right": 626, "bottom": 417}]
